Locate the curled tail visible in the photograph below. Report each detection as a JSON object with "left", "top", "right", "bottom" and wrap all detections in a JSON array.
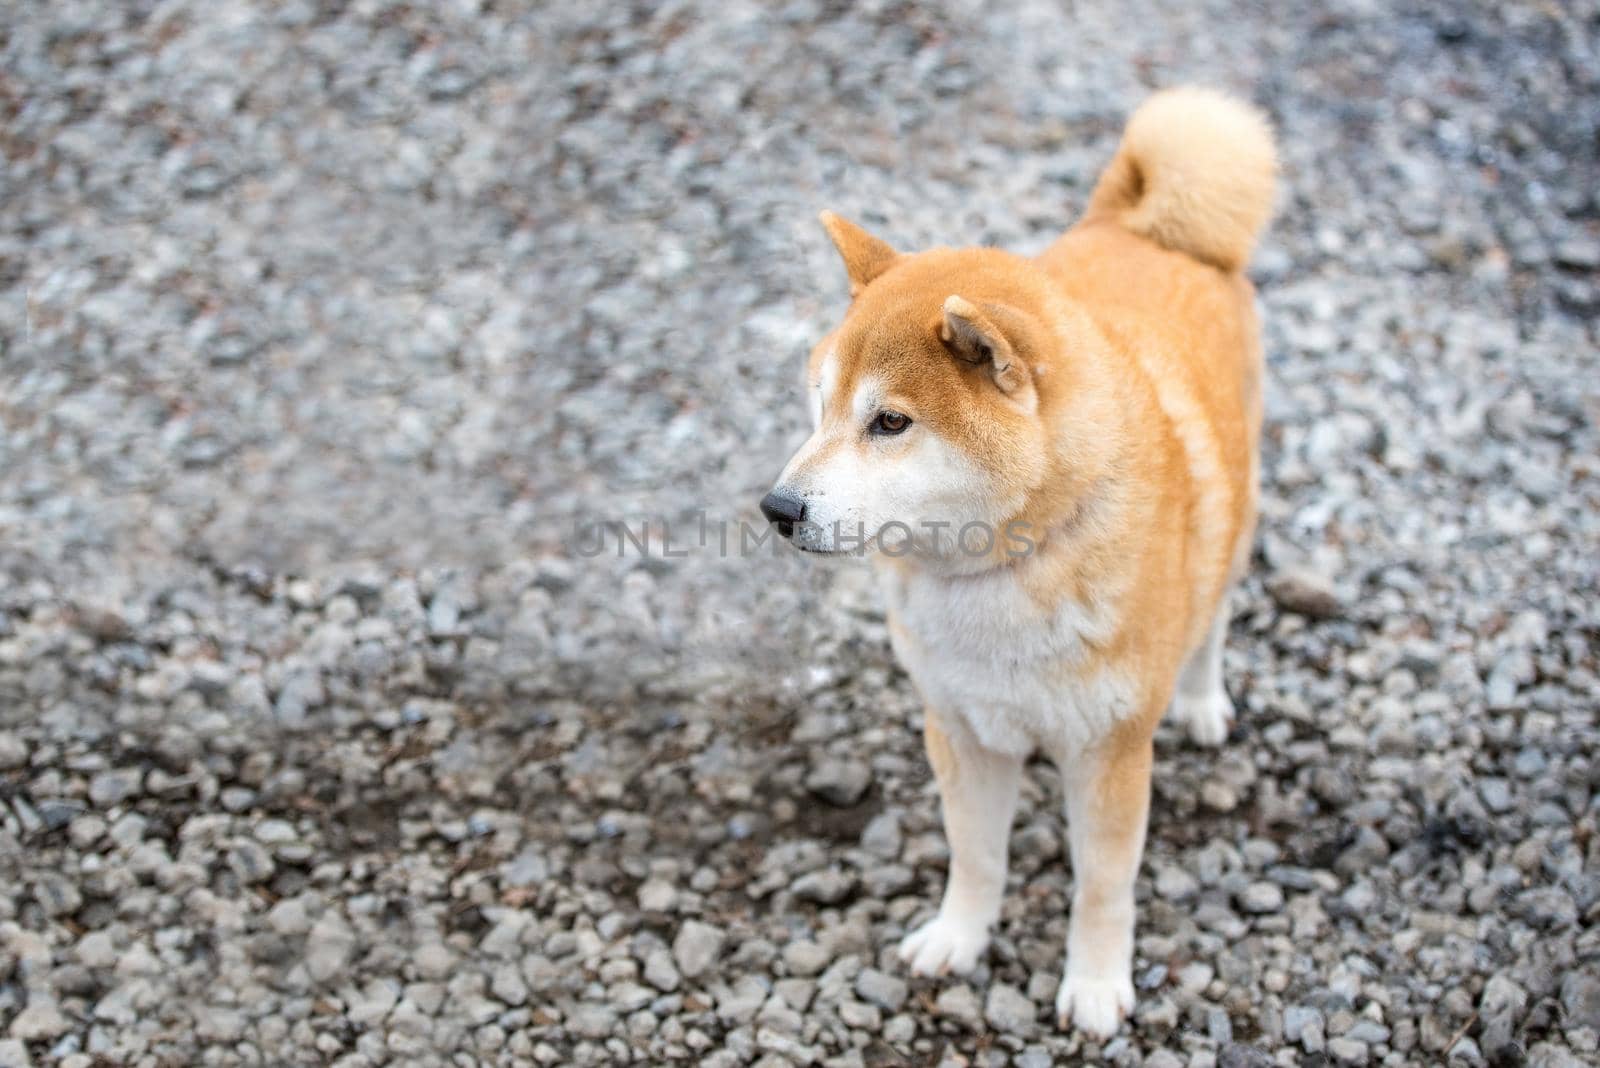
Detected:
[{"left": 1086, "top": 87, "right": 1278, "bottom": 273}]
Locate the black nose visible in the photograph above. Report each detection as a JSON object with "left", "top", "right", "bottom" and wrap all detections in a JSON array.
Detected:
[{"left": 759, "top": 489, "right": 806, "bottom": 537}]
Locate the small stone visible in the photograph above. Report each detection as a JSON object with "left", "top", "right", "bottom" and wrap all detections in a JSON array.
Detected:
[
  {"left": 984, "top": 982, "right": 1036, "bottom": 1035},
  {"left": 774, "top": 978, "right": 814, "bottom": 1013},
  {"left": 228, "top": 840, "right": 276, "bottom": 884},
  {"left": 1561, "top": 969, "right": 1600, "bottom": 1031},
  {"left": 390, "top": 999, "right": 431, "bottom": 1038},
  {"left": 567, "top": 1003, "right": 618, "bottom": 1039},
  {"left": 672, "top": 920, "right": 725, "bottom": 979},
  {"left": 1479, "top": 974, "right": 1527, "bottom": 1052},
  {"left": 188, "top": 661, "right": 234, "bottom": 698},
  {"left": 755, "top": 1026, "right": 813, "bottom": 1062},
  {"left": 1218, "top": 1044, "right": 1275, "bottom": 1068},
  {"left": 643, "top": 948, "right": 680, "bottom": 992},
  {"left": 77, "top": 604, "right": 131, "bottom": 641},
  {"left": 8, "top": 995, "right": 71, "bottom": 1041},
  {"left": 348, "top": 978, "right": 400, "bottom": 1025},
  {"left": 782, "top": 940, "right": 829, "bottom": 978},
  {"left": 31, "top": 874, "right": 82, "bottom": 917},
  {"left": 884, "top": 1015, "right": 917, "bottom": 1044},
  {"left": 1554, "top": 237, "right": 1600, "bottom": 270},
  {"left": 1239, "top": 881, "right": 1284, "bottom": 913},
  {"left": 1266, "top": 568, "right": 1343, "bottom": 619},
  {"left": 756, "top": 994, "right": 803, "bottom": 1034},
  {"left": 501, "top": 847, "right": 548, "bottom": 886},
  {"left": 860, "top": 811, "right": 902, "bottom": 859},
  {"left": 492, "top": 963, "right": 529, "bottom": 1006},
  {"left": 1284, "top": 1006, "right": 1325, "bottom": 1048},
  {"left": 219, "top": 787, "right": 257, "bottom": 813},
  {"left": 427, "top": 595, "right": 462, "bottom": 636},
  {"left": 414, "top": 942, "right": 455, "bottom": 980},
  {"left": 1524, "top": 1042, "right": 1587, "bottom": 1068},
  {"left": 267, "top": 897, "right": 312, "bottom": 937},
  {"left": 934, "top": 984, "right": 983, "bottom": 1030},
  {"left": 1345, "top": 1020, "right": 1389, "bottom": 1045},
  {"left": 1138, "top": 995, "right": 1181, "bottom": 1029},
  {"left": 0, "top": 1040, "right": 29, "bottom": 1067},
  {"left": 1201, "top": 781, "right": 1240, "bottom": 811},
  {"left": 804, "top": 758, "right": 871, "bottom": 807},
  {"left": 1327, "top": 1036, "right": 1369, "bottom": 1065},
  {"left": 0, "top": 733, "right": 27, "bottom": 770},
  {"left": 838, "top": 997, "right": 881, "bottom": 1030},
  {"left": 854, "top": 968, "right": 907, "bottom": 1013},
  {"left": 638, "top": 878, "right": 677, "bottom": 912},
  {"left": 716, "top": 976, "right": 768, "bottom": 1024},
  {"left": 75, "top": 931, "right": 117, "bottom": 969},
  {"left": 862, "top": 863, "right": 915, "bottom": 898},
  {"left": 407, "top": 982, "right": 446, "bottom": 1014},
  {"left": 480, "top": 914, "right": 530, "bottom": 957},
  {"left": 1177, "top": 962, "right": 1215, "bottom": 993},
  {"left": 1155, "top": 865, "right": 1200, "bottom": 902},
  {"left": 1477, "top": 778, "right": 1514, "bottom": 813},
  {"left": 792, "top": 868, "right": 855, "bottom": 905},
  {"left": 88, "top": 768, "right": 143, "bottom": 807},
  {"left": 305, "top": 912, "right": 355, "bottom": 984}
]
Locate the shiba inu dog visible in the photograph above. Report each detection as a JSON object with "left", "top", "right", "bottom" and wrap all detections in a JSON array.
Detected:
[{"left": 759, "top": 88, "right": 1276, "bottom": 1036}]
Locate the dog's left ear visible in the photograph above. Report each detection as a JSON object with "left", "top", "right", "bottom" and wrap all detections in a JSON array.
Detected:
[
  {"left": 819, "top": 211, "right": 900, "bottom": 296},
  {"left": 941, "top": 296, "right": 1031, "bottom": 395}
]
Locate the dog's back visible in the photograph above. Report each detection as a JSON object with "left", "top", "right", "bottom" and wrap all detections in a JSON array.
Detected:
[{"left": 1039, "top": 88, "right": 1276, "bottom": 645}]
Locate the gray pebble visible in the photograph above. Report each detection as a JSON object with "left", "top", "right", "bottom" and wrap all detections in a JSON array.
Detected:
[
  {"left": 88, "top": 768, "right": 143, "bottom": 807},
  {"left": 1238, "top": 881, "right": 1284, "bottom": 913},
  {"left": 643, "top": 948, "right": 681, "bottom": 992},
  {"left": 781, "top": 940, "right": 830, "bottom": 978},
  {"left": 983, "top": 982, "right": 1036, "bottom": 1036},
  {"left": 228, "top": 840, "right": 275, "bottom": 884},
  {"left": 31, "top": 874, "right": 82, "bottom": 917},
  {"left": 672, "top": 920, "right": 725, "bottom": 980},
  {"left": 804, "top": 758, "right": 871, "bottom": 807},
  {"left": 1265, "top": 567, "right": 1343, "bottom": 619},
  {"left": 0, "top": 733, "right": 28, "bottom": 770},
  {"left": 1326, "top": 1036, "right": 1370, "bottom": 1065},
  {"left": 934, "top": 984, "right": 984, "bottom": 1030},
  {"left": 792, "top": 868, "right": 855, "bottom": 905},
  {"left": 853, "top": 968, "right": 907, "bottom": 1013}
]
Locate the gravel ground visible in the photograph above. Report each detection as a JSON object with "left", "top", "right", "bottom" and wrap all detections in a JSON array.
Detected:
[{"left": 3, "top": 1, "right": 1599, "bottom": 1066}]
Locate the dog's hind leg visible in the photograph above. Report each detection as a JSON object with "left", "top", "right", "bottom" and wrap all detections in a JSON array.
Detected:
[{"left": 1168, "top": 591, "right": 1235, "bottom": 747}]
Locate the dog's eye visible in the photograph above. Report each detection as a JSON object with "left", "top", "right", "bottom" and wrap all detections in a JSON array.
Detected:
[{"left": 871, "top": 410, "right": 911, "bottom": 435}]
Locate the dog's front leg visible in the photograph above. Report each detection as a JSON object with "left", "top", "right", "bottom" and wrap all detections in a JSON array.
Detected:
[
  {"left": 1054, "top": 719, "right": 1153, "bottom": 1037},
  {"left": 898, "top": 713, "right": 1023, "bottom": 977}
]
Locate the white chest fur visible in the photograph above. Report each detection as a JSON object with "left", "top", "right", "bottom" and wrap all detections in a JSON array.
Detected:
[{"left": 879, "top": 563, "right": 1136, "bottom": 757}]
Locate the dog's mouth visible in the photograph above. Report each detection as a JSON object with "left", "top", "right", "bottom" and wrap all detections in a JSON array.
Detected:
[
  {"left": 787, "top": 522, "right": 889, "bottom": 557},
  {"left": 794, "top": 543, "right": 852, "bottom": 556}
]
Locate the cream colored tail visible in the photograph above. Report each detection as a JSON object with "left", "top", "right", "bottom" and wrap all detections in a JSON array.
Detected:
[{"left": 1086, "top": 87, "right": 1278, "bottom": 273}]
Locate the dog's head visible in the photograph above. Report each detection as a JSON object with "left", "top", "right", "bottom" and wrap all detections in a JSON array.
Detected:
[{"left": 761, "top": 212, "right": 1064, "bottom": 561}]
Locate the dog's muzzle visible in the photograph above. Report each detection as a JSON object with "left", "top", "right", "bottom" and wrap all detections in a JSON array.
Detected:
[{"left": 759, "top": 488, "right": 807, "bottom": 538}]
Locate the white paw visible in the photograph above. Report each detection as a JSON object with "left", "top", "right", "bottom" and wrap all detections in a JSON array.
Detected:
[
  {"left": 1055, "top": 969, "right": 1134, "bottom": 1038},
  {"left": 1171, "top": 688, "right": 1234, "bottom": 747},
  {"left": 897, "top": 912, "right": 990, "bottom": 977}
]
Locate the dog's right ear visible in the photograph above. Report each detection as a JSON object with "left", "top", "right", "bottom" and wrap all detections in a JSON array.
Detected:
[
  {"left": 941, "top": 296, "right": 1033, "bottom": 397},
  {"left": 819, "top": 211, "right": 899, "bottom": 297}
]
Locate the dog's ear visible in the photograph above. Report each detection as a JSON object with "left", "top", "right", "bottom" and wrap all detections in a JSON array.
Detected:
[
  {"left": 940, "top": 296, "right": 1031, "bottom": 395},
  {"left": 819, "top": 211, "right": 899, "bottom": 296}
]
